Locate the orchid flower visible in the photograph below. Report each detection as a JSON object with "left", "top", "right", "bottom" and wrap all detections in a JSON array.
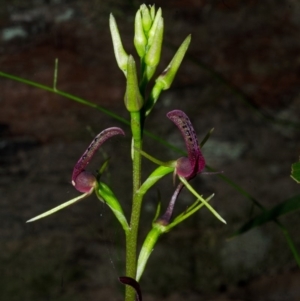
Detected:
[
  {"left": 136, "top": 109, "right": 225, "bottom": 225},
  {"left": 157, "top": 110, "right": 206, "bottom": 223},
  {"left": 27, "top": 127, "right": 125, "bottom": 223},
  {"left": 72, "top": 127, "right": 125, "bottom": 192}
]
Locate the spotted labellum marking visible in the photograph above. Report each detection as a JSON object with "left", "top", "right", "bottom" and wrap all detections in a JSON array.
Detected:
[
  {"left": 72, "top": 127, "right": 125, "bottom": 192},
  {"left": 167, "top": 109, "right": 205, "bottom": 180}
]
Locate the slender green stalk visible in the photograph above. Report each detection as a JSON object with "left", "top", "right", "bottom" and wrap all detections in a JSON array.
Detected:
[
  {"left": 0, "top": 71, "right": 130, "bottom": 126},
  {"left": 125, "top": 112, "right": 143, "bottom": 301},
  {"left": 274, "top": 220, "right": 300, "bottom": 267}
]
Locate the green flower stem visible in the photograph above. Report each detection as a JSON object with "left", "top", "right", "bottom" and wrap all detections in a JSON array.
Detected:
[
  {"left": 136, "top": 224, "right": 165, "bottom": 281},
  {"left": 126, "top": 111, "right": 143, "bottom": 301}
]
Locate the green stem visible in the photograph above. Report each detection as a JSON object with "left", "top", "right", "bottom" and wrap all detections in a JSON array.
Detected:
[{"left": 125, "top": 111, "right": 143, "bottom": 301}]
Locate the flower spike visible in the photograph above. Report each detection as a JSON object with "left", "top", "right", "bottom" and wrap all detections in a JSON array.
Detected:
[{"left": 72, "top": 127, "right": 125, "bottom": 193}]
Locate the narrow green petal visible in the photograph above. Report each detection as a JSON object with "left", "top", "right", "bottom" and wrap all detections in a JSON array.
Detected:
[
  {"left": 26, "top": 190, "right": 93, "bottom": 223},
  {"left": 179, "top": 177, "right": 226, "bottom": 224}
]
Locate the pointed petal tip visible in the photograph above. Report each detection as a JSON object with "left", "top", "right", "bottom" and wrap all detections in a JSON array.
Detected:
[{"left": 26, "top": 216, "right": 38, "bottom": 223}]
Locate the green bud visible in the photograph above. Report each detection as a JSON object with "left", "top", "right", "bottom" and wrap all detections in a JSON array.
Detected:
[
  {"left": 109, "top": 14, "right": 129, "bottom": 76},
  {"left": 134, "top": 9, "right": 147, "bottom": 58},
  {"left": 147, "top": 7, "right": 162, "bottom": 47},
  {"left": 124, "top": 55, "right": 144, "bottom": 112},
  {"left": 145, "top": 16, "right": 164, "bottom": 68},
  {"left": 140, "top": 4, "right": 152, "bottom": 33},
  {"left": 156, "top": 34, "right": 191, "bottom": 90}
]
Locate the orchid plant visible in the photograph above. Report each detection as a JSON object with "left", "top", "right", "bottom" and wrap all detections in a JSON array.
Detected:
[{"left": 26, "top": 4, "right": 225, "bottom": 301}]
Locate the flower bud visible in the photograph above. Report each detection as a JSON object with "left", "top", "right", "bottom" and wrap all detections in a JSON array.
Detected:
[
  {"left": 145, "top": 16, "right": 164, "bottom": 68},
  {"left": 134, "top": 9, "right": 147, "bottom": 57},
  {"left": 109, "top": 13, "right": 129, "bottom": 76},
  {"left": 124, "top": 55, "right": 144, "bottom": 112},
  {"left": 140, "top": 4, "right": 152, "bottom": 33},
  {"left": 156, "top": 34, "right": 191, "bottom": 90}
]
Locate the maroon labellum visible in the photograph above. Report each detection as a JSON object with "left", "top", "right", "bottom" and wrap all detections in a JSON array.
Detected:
[{"left": 72, "top": 127, "right": 125, "bottom": 193}]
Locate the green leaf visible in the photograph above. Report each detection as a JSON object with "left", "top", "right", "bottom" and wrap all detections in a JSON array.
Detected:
[
  {"left": 231, "top": 194, "right": 300, "bottom": 238},
  {"left": 291, "top": 161, "right": 300, "bottom": 183}
]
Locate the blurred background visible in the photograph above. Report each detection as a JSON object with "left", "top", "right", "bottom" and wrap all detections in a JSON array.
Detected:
[{"left": 1, "top": 0, "right": 300, "bottom": 300}]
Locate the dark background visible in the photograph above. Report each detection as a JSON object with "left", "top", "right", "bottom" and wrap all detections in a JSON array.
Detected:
[{"left": 1, "top": 1, "right": 300, "bottom": 300}]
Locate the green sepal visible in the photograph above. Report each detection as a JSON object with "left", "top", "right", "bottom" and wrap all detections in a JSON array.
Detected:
[
  {"left": 109, "top": 14, "right": 129, "bottom": 76},
  {"left": 166, "top": 193, "right": 214, "bottom": 231},
  {"left": 95, "top": 181, "right": 130, "bottom": 234},
  {"left": 179, "top": 176, "right": 226, "bottom": 224},
  {"left": 26, "top": 189, "right": 94, "bottom": 223}
]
